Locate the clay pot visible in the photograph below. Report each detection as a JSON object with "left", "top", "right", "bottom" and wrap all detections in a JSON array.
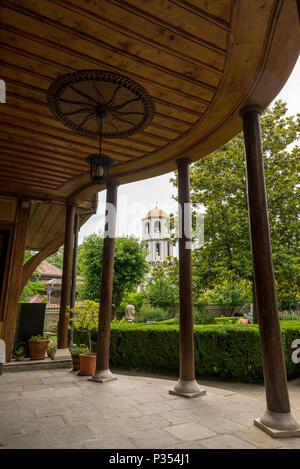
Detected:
[
  {"left": 14, "top": 355, "right": 25, "bottom": 361},
  {"left": 47, "top": 349, "right": 57, "bottom": 360},
  {"left": 28, "top": 339, "right": 50, "bottom": 360},
  {"left": 78, "top": 353, "right": 96, "bottom": 376},
  {"left": 71, "top": 355, "right": 80, "bottom": 371}
]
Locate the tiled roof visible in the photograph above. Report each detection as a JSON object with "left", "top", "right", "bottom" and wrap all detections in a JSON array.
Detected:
[
  {"left": 36, "top": 260, "right": 62, "bottom": 277},
  {"left": 29, "top": 295, "right": 47, "bottom": 303},
  {"left": 45, "top": 276, "right": 83, "bottom": 285}
]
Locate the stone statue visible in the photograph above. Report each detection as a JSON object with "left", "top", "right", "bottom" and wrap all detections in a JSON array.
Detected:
[{"left": 125, "top": 304, "right": 135, "bottom": 322}]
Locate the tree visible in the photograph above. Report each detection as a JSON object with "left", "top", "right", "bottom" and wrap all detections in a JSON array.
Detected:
[
  {"left": 46, "top": 247, "right": 64, "bottom": 270},
  {"left": 78, "top": 234, "right": 149, "bottom": 318},
  {"left": 171, "top": 101, "right": 300, "bottom": 319},
  {"left": 19, "top": 273, "right": 47, "bottom": 303},
  {"left": 146, "top": 257, "right": 179, "bottom": 310},
  {"left": 19, "top": 250, "right": 47, "bottom": 302},
  {"left": 67, "top": 300, "right": 99, "bottom": 353}
]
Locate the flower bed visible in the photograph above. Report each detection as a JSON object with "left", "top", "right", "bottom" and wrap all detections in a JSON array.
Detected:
[{"left": 73, "top": 321, "right": 300, "bottom": 384}]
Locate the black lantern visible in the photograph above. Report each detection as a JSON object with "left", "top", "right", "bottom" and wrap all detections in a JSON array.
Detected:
[
  {"left": 86, "top": 110, "right": 114, "bottom": 185},
  {"left": 86, "top": 153, "right": 113, "bottom": 185}
]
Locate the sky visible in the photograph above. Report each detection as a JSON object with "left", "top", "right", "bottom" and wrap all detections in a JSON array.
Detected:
[{"left": 78, "top": 57, "right": 300, "bottom": 244}]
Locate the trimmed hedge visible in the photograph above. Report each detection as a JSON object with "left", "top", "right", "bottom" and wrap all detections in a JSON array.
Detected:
[{"left": 73, "top": 321, "right": 300, "bottom": 384}]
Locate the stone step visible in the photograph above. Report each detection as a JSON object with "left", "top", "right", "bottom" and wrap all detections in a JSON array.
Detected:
[{"left": 3, "top": 357, "right": 72, "bottom": 373}]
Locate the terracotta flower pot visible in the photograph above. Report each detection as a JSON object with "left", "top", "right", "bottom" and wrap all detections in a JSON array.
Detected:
[
  {"left": 47, "top": 349, "right": 57, "bottom": 360},
  {"left": 28, "top": 339, "right": 50, "bottom": 360},
  {"left": 15, "top": 355, "right": 25, "bottom": 361},
  {"left": 78, "top": 353, "right": 96, "bottom": 376},
  {"left": 72, "top": 355, "right": 81, "bottom": 371}
]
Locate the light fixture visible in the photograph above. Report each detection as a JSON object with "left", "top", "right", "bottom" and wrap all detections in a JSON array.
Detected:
[
  {"left": 86, "top": 110, "right": 113, "bottom": 185},
  {"left": 47, "top": 69, "right": 155, "bottom": 184}
]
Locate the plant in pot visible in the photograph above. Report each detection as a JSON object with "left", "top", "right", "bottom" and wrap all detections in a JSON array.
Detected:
[
  {"left": 28, "top": 335, "right": 50, "bottom": 360},
  {"left": 14, "top": 342, "right": 27, "bottom": 361},
  {"left": 67, "top": 300, "right": 99, "bottom": 376},
  {"left": 70, "top": 345, "right": 89, "bottom": 372},
  {"left": 47, "top": 339, "right": 57, "bottom": 359}
]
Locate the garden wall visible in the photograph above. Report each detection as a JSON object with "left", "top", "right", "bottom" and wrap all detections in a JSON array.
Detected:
[{"left": 73, "top": 322, "right": 300, "bottom": 384}]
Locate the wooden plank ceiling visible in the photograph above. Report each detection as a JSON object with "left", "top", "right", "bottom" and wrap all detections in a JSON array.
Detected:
[{"left": 0, "top": 0, "right": 299, "bottom": 207}]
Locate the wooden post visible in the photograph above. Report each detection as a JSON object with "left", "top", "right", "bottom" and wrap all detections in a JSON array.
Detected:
[
  {"left": 169, "top": 159, "right": 206, "bottom": 398},
  {"left": 241, "top": 106, "right": 300, "bottom": 436},
  {"left": 68, "top": 213, "right": 79, "bottom": 347},
  {"left": 90, "top": 183, "right": 118, "bottom": 383},
  {"left": 3, "top": 200, "right": 31, "bottom": 362},
  {"left": 57, "top": 204, "right": 75, "bottom": 350}
]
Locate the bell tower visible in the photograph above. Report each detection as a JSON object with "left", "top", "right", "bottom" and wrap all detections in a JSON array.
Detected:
[{"left": 142, "top": 205, "right": 173, "bottom": 263}]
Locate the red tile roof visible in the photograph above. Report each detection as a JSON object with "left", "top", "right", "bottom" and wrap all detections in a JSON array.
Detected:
[{"left": 36, "top": 260, "right": 62, "bottom": 277}]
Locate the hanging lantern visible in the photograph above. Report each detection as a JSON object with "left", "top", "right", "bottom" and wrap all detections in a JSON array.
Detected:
[{"left": 86, "top": 153, "right": 113, "bottom": 185}]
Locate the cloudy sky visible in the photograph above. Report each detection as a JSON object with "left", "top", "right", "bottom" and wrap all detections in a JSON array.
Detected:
[{"left": 79, "top": 57, "right": 300, "bottom": 244}]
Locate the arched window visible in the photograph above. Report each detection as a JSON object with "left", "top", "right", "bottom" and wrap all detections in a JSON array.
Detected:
[
  {"left": 154, "top": 220, "right": 161, "bottom": 233},
  {"left": 145, "top": 243, "right": 149, "bottom": 251},
  {"left": 156, "top": 243, "right": 160, "bottom": 257},
  {"left": 145, "top": 222, "right": 150, "bottom": 234},
  {"left": 167, "top": 243, "right": 170, "bottom": 257}
]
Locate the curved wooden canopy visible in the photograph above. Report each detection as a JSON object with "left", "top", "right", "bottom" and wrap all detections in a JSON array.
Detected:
[{"left": 0, "top": 0, "right": 299, "bottom": 211}]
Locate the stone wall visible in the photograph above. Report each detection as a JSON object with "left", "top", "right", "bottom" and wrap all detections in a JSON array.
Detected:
[{"left": 44, "top": 309, "right": 59, "bottom": 332}]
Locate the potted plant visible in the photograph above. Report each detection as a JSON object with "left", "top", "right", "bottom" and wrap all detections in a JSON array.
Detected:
[
  {"left": 47, "top": 339, "right": 57, "bottom": 359},
  {"left": 14, "top": 342, "right": 27, "bottom": 361},
  {"left": 28, "top": 335, "right": 50, "bottom": 360},
  {"left": 67, "top": 300, "right": 99, "bottom": 376},
  {"left": 70, "top": 345, "right": 89, "bottom": 371}
]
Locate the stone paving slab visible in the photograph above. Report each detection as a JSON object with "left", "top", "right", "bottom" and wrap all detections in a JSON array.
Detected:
[{"left": 1, "top": 368, "right": 300, "bottom": 449}]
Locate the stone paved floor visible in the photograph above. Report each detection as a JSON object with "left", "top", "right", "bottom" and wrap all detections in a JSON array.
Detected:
[{"left": 1, "top": 368, "right": 300, "bottom": 449}]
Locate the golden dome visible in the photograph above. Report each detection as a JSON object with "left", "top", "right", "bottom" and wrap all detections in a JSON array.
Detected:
[{"left": 146, "top": 206, "right": 167, "bottom": 218}]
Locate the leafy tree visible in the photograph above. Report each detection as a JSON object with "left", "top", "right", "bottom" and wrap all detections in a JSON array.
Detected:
[
  {"left": 197, "top": 280, "right": 252, "bottom": 316},
  {"left": 46, "top": 247, "right": 64, "bottom": 270},
  {"left": 145, "top": 257, "right": 179, "bottom": 317},
  {"left": 19, "top": 251, "right": 47, "bottom": 302},
  {"left": 78, "top": 234, "right": 148, "bottom": 318},
  {"left": 171, "top": 101, "right": 300, "bottom": 320},
  {"left": 67, "top": 300, "right": 99, "bottom": 353}
]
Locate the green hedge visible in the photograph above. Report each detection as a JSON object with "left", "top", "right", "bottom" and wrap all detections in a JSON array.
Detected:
[{"left": 73, "top": 321, "right": 300, "bottom": 384}]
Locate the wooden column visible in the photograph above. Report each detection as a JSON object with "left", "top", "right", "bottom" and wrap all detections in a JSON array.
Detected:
[
  {"left": 68, "top": 213, "right": 80, "bottom": 347},
  {"left": 3, "top": 200, "right": 31, "bottom": 362},
  {"left": 169, "top": 159, "right": 205, "bottom": 398},
  {"left": 57, "top": 204, "right": 75, "bottom": 349},
  {"left": 90, "top": 183, "right": 118, "bottom": 383},
  {"left": 241, "top": 106, "right": 300, "bottom": 436}
]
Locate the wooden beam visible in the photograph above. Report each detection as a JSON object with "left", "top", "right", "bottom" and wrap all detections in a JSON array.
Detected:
[
  {"left": 241, "top": 106, "right": 300, "bottom": 436},
  {"left": 169, "top": 158, "right": 205, "bottom": 398},
  {"left": 90, "top": 183, "right": 118, "bottom": 383},
  {"left": 21, "top": 234, "right": 64, "bottom": 293},
  {"left": 57, "top": 204, "right": 75, "bottom": 349},
  {"left": 2, "top": 199, "right": 31, "bottom": 362}
]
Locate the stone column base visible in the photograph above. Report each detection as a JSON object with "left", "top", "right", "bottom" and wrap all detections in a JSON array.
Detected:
[
  {"left": 54, "top": 348, "right": 71, "bottom": 360},
  {"left": 169, "top": 379, "right": 206, "bottom": 399},
  {"left": 254, "top": 410, "right": 300, "bottom": 438},
  {"left": 89, "top": 369, "right": 117, "bottom": 383}
]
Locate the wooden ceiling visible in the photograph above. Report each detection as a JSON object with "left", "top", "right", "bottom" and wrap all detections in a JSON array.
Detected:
[
  {"left": 25, "top": 198, "right": 96, "bottom": 251},
  {"left": 0, "top": 0, "right": 299, "bottom": 208}
]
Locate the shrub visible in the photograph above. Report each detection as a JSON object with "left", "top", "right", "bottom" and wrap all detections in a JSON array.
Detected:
[
  {"left": 134, "top": 305, "right": 168, "bottom": 323},
  {"left": 194, "top": 311, "right": 216, "bottom": 325},
  {"left": 73, "top": 322, "right": 300, "bottom": 384},
  {"left": 67, "top": 300, "right": 99, "bottom": 352},
  {"left": 280, "top": 314, "right": 300, "bottom": 321},
  {"left": 117, "top": 290, "right": 146, "bottom": 318},
  {"left": 215, "top": 317, "right": 239, "bottom": 325}
]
